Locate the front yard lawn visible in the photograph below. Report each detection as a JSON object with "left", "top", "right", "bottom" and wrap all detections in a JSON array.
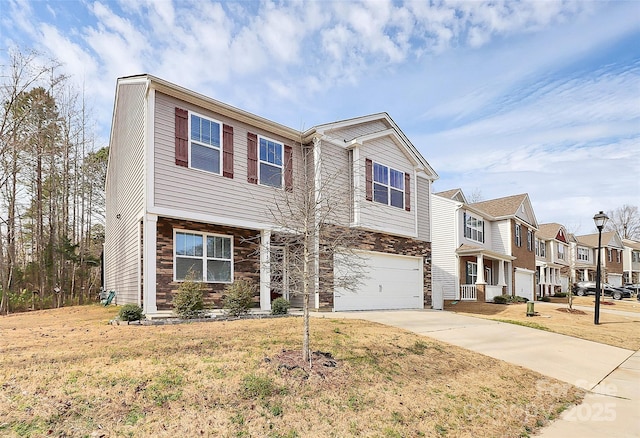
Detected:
[{"left": 0, "top": 305, "right": 583, "bottom": 437}]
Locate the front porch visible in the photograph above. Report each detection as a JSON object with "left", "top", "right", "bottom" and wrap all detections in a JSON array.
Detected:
[
  {"left": 460, "top": 284, "right": 505, "bottom": 302},
  {"left": 456, "top": 245, "right": 515, "bottom": 303}
]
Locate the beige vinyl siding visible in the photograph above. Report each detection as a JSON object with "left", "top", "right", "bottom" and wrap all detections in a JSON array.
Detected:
[
  {"left": 105, "top": 82, "right": 147, "bottom": 305},
  {"left": 416, "top": 177, "right": 430, "bottom": 242},
  {"left": 431, "top": 195, "right": 458, "bottom": 301},
  {"left": 318, "top": 140, "right": 351, "bottom": 225},
  {"left": 357, "top": 136, "right": 416, "bottom": 236},
  {"left": 153, "top": 92, "right": 303, "bottom": 227},
  {"left": 322, "top": 120, "right": 389, "bottom": 142}
]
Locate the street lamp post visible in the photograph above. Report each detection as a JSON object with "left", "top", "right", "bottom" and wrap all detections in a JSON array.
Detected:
[{"left": 593, "top": 211, "right": 609, "bottom": 325}]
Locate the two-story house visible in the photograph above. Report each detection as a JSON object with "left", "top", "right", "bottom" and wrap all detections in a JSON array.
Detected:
[
  {"left": 431, "top": 190, "right": 538, "bottom": 309},
  {"left": 622, "top": 239, "right": 640, "bottom": 285},
  {"left": 104, "top": 75, "right": 438, "bottom": 316},
  {"left": 569, "top": 233, "right": 596, "bottom": 284},
  {"left": 535, "top": 223, "right": 571, "bottom": 297},
  {"left": 573, "top": 232, "right": 625, "bottom": 286}
]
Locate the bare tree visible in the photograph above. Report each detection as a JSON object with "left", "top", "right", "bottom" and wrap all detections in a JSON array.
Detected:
[
  {"left": 467, "top": 188, "right": 483, "bottom": 203},
  {"left": 606, "top": 205, "right": 640, "bottom": 240},
  {"left": 266, "top": 139, "right": 367, "bottom": 363}
]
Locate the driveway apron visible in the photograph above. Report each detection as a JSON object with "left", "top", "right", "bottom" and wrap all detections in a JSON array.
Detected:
[{"left": 315, "top": 310, "right": 639, "bottom": 437}]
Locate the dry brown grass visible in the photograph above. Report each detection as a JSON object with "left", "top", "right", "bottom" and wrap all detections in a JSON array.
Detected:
[
  {"left": 445, "top": 297, "right": 640, "bottom": 350},
  {"left": 1, "top": 305, "right": 584, "bottom": 437}
]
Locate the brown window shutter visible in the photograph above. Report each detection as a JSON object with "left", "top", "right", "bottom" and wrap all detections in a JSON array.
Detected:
[
  {"left": 222, "top": 124, "right": 234, "bottom": 178},
  {"left": 284, "top": 145, "right": 293, "bottom": 192},
  {"left": 404, "top": 172, "right": 411, "bottom": 211},
  {"left": 175, "top": 108, "right": 188, "bottom": 167},
  {"left": 365, "top": 158, "right": 373, "bottom": 201},
  {"left": 247, "top": 132, "right": 258, "bottom": 184}
]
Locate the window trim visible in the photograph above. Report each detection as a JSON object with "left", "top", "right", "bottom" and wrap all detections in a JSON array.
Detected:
[
  {"left": 188, "top": 111, "right": 223, "bottom": 175},
  {"left": 466, "top": 261, "right": 478, "bottom": 285},
  {"left": 173, "top": 229, "right": 233, "bottom": 283},
  {"left": 372, "top": 161, "right": 405, "bottom": 209},
  {"left": 258, "top": 135, "right": 284, "bottom": 188},
  {"left": 463, "top": 212, "right": 485, "bottom": 243},
  {"left": 577, "top": 247, "right": 589, "bottom": 262}
]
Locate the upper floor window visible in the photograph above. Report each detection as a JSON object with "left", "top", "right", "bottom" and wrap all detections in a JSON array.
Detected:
[
  {"left": 259, "top": 136, "right": 283, "bottom": 188},
  {"left": 538, "top": 240, "right": 546, "bottom": 257},
  {"left": 174, "top": 231, "right": 232, "bottom": 283},
  {"left": 577, "top": 247, "right": 589, "bottom": 261},
  {"left": 190, "top": 113, "right": 222, "bottom": 174},
  {"left": 515, "top": 224, "right": 522, "bottom": 247},
  {"left": 527, "top": 230, "right": 533, "bottom": 251},
  {"left": 464, "top": 212, "right": 484, "bottom": 243},
  {"left": 557, "top": 243, "right": 565, "bottom": 260},
  {"left": 633, "top": 251, "right": 640, "bottom": 263},
  {"left": 608, "top": 249, "right": 612, "bottom": 262},
  {"left": 373, "top": 162, "right": 404, "bottom": 209},
  {"left": 617, "top": 250, "right": 621, "bottom": 263}
]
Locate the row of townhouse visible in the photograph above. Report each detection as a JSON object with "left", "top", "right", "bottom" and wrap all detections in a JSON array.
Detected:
[
  {"left": 431, "top": 188, "right": 640, "bottom": 309},
  {"left": 104, "top": 75, "right": 640, "bottom": 316}
]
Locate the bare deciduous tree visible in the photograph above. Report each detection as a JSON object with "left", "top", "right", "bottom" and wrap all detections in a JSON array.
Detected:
[
  {"left": 266, "top": 139, "right": 367, "bottom": 363},
  {"left": 606, "top": 205, "right": 640, "bottom": 240}
]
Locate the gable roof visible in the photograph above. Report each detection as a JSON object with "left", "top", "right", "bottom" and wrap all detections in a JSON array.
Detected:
[
  {"left": 538, "top": 223, "right": 568, "bottom": 241},
  {"left": 469, "top": 193, "right": 538, "bottom": 228},
  {"left": 576, "top": 231, "right": 624, "bottom": 249},
  {"left": 435, "top": 188, "right": 467, "bottom": 203},
  {"left": 305, "top": 113, "right": 439, "bottom": 180},
  {"left": 623, "top": 239, "right": 640, "bottom": 250}
]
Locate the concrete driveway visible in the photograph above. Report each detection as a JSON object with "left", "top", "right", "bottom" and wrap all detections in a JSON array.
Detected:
[{"left": 316, "top": 310, "right": 639, "bottom": 437}]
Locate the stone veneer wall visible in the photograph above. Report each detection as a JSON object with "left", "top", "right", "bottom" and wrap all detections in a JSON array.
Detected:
[
  {"left": 155, "top": 217, "right": 261, "bottom": 310},
  {"left": 317, "top": 224, "right": 432, "bottom": 310}
]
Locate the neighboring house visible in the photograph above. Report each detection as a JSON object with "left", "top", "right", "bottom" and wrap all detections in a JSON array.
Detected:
[
  {"left": 104, "top": 75, "right": 438, "bottom": 316},
  {"left": 622, "top": 239, "right": 640, "bottom": 284},
  {"left": 431, "top": 190, "right": 538, "bottom": 309},
  {"left": 535, "top": 223, "right": 571, "bottom": 296},
  {"left": 573, "top": 231, "right": 625, "bottom": 286},
  {"left": 569, "top": 234, "right": 596, "bottom": 284}
]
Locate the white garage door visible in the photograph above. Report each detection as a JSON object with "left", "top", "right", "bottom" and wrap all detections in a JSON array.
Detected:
[
  {"left": 608, "top": 274, "right": 622, "bottom": 287},
  {"left": 514, "top": 269, "right": 534, "bottom": 302},
  {"left": 333, "top": 250, "right": 423, "bottom": 311}
]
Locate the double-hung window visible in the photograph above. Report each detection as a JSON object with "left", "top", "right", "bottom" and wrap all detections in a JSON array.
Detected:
[
  {"left": 464, "top": 213, "right": 484, "bottom": 243},
  {"left": 259, "top": 136, "right": 283, "bottom": 188},
  {"left": 515, "top": 224, "right": 522, "bottom": 247},
  {"left": 557, "top": 243, "right": 565, "bottom": 260},
  {"left": 617, "top": 250, "right": 621, "bottom": 263},
  {"left": 527, "top": 230, "right": 533, "bottom": 251},
  {"left": 538, "top": 240, "right": 546, "bottom": 257},
  {"left": 608, "top": 249, "right": 612, "bottom": 262},
  {"left": 190, "top": 113, "right": 222, "bottom": 174},
  {"left": 577, "top": 247, "right": 589, "bottom": 261},
  {"left": 373, "top": 162, "right": 404, "bottom": 209},
  {"left": 175, "top": 231, "right": 232, "bottom": 283},
  {"left": 466, "top": 262, "right": 478, "bottom": 285}
]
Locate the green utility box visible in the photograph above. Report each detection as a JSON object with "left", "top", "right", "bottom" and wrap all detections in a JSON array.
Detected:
[{"left": 526, "top": 301, "right": 535, "bottom": 317}]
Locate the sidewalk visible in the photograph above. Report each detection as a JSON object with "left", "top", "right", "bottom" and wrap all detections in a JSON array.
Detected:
[{"left": 316, "top": 310, "right": 640, "bottom": 437}]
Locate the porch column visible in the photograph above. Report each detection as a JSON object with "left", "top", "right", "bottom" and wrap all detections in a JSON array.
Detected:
[
  {"left": 142, "top": 214, "right": 157, "bottom": 314},
  {"left": 583, "top": 268, "right": 588, "bottom": 282},
  {"left": 476, "top": 253, "right": 485, "bottom": 284},
  {"left": 260, "top": 230, "right": 271, "bottom": 311},
  {"left": 498, "top": 260, "right": 506, "bottom": 286}
]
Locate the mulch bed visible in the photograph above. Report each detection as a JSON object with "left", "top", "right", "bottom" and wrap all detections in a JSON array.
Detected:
[
  {"left": 555, "top": 308, "right": 587, "bottom": 315},
  {"left": 267, "top": 349, "right": 341, "bottom": 380}
]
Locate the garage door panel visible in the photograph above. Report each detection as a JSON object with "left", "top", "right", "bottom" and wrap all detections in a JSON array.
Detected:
[{"left": 334, "top": 250, "right": 423, "bottom": 311}]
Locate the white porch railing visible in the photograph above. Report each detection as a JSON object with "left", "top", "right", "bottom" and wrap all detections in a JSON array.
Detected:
[{"left": 460, "top": 284, "right": 477, "bottom": 300}]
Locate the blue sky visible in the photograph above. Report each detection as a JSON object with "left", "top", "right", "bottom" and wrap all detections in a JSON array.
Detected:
[{"left": 1, "top": 0, "right": 639, "bottom": 234}]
